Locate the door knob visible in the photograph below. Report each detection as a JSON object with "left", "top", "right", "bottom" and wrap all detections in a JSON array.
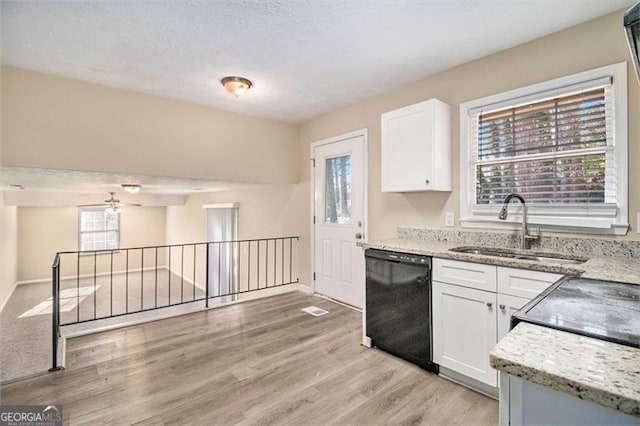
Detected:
[{"left": 355, "top": 233, "right": 363, "bottom": 240}]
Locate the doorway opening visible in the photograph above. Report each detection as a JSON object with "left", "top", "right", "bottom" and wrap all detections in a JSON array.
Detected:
[{"left": 205, "top": 203, "right": 239, "bottom": 303}]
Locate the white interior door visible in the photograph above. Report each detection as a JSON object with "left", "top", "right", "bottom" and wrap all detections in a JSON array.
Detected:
[{"left": 313, "top": 134, "right": 365, "bottom": 308}]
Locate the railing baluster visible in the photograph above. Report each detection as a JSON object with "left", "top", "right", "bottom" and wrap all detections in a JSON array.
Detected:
[
  {"left": 155, "top": 247, "right": 158, "bottom": 309},
  {"left": 273, "top": 239, "right": 277, "bottom": 286},
  {"left": 265, "top": 239, "right": 269, "bottom": 288},
  {"left": 77, "top": 252, "right": 80, "bottom": 323},
  {"left": 126, "top": 249, "right": 129, "bottom": 313},
  {"left": 247, "top": 241, "right": 251, "bottom": 292},
  {"left": 290, "top": 238, "right": 293, "bottom": 284},
  {"left": 192, "top": 245, "right": 196, "bottom": 301},
  {"left": 236, "top": 241, "right": 240, "bottom": 298},
  {"left": 218, "top": 242, "right": 222, "bottom": 298},
  {"left": 110, "top": 250, "right": 114, "bottom": 317},
  {"left": 93, "top": 251, "right": 97, "bottom": 319},
  {"left": 141, "top": 248, "right": 144, "bottom": 311},
  {"left": 281, "top": 238, "right": 284, "bottom": 285},
  {"left": 181, "top": 245, "right": 184, "bottom": 303},
  {"left": 205, "top": 243, "right": 210, "bottom": 308},
  {"left": 257, "top": 240, "right": 260, "bottom": 290},
  {"left": 168, "top": 247, "right": 172, "bottom": 305}
]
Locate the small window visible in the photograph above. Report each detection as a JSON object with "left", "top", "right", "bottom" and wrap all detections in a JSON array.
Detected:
[
  {"left": 460, "top": 63, "right": 628, "bottom": 235},
  {"left": 79, "top": 208, "right": 119, "bottom": 252},
  {"left": 325, "top": 155, "right": 352, "bottom": 224}
]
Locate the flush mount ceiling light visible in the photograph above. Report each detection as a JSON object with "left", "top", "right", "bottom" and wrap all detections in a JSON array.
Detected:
[
  {"left": 221, "top": 76, "right": 253, "bottom": 98},
  {"left": 121, "top": 184, "right": 141, "bottom": 194}
]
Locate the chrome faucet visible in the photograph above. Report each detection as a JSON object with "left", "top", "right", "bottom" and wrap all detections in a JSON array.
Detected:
[{"left": 498, "top": 193, "right": 540, "bottom": 249}]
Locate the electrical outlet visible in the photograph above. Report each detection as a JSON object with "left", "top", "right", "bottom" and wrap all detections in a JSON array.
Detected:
[{"left": 445, "top": 211, "right": 455, "bottom": 227}]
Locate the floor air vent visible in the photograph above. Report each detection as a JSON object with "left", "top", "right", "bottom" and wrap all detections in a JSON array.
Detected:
[{"left": 301, "top": 306, "right": 329, "bottom": 317}]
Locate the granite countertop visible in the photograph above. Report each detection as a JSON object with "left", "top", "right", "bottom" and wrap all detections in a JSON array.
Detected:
[
  {"left": 360, "top": 237, "right": 640, "bottom": 284},
  {"left": 362, "top": 229, "right": 640, "bottom": 416},
  {"left": 490, "top": 323, "right": 640, "bottom": 417}
]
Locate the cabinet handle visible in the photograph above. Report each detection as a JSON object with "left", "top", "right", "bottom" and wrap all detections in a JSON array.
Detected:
[
  {"left": 425, "top": 179, "right": 430, "bottom": 185},
  {"left": 499, "top": 304, "right": 506, "bottom": 311},
  {"left": 486, "top": 302, "right": 493, "bottom": 308}
]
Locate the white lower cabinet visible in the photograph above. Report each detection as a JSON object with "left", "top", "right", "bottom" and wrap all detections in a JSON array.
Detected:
[
  {"left": 432, "top": 258, "right": 564, "bottom": 389},
  {"left": 497, "top": 293, "right": 530, "bottom": 342},
  {"left": 433, "top": 281, "right": 498, "bottom": 386}
]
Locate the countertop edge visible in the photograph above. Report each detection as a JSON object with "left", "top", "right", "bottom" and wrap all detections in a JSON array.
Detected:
[{"left": 489, "top": 324, "right": 640, "bottom": 417}]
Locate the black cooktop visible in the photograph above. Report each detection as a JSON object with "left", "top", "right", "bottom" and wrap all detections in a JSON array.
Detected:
[{"left": 512, "top": 276, "right": 640, "bottom": 348}]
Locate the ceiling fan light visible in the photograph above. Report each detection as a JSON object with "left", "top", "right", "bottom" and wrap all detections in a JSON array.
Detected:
[
  {"left": 122, "top": 184, "right": 141, "bottom": 194},
  {"left": 221, "top": 76, "right": 252, "bottom": 98},
  {"left": 105, "top": 205, "right": 120, "bottom": 214}
]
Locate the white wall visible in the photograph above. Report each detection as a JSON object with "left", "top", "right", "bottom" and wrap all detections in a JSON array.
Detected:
[
  {"left": 1, "top": 66, "right": 299, "bottom": 185},
  {"left": 0, "top": 191, "right": 19, "bottom": 311},
  {"left": 165, "top": 184, "right": 305, "bottom": 288},
  {"left": 17, "top": 206, "right": 167, "bottom": 282}
]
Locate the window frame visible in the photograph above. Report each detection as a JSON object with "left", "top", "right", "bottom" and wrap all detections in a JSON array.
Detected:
[
  {"left": 78, "top": 207, "right": 121, "bottom": 253},
  {"left": 459, "top": 62, "right": 628, "bottom": 235}
]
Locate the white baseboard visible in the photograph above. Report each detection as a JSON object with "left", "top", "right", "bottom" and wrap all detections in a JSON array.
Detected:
[
  {"left": 298, "top": 283, "right": 313, "bottom": 294},
  {"left": 0, "top": 281, "right": 18, "bottom": 313}
]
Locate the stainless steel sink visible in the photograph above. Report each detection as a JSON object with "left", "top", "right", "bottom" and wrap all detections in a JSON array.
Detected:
[{"left": 449, "top": 246, "right": 587, "bottom": 265}]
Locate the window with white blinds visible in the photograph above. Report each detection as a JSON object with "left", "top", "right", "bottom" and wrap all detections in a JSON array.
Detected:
[
  {"left": 459, "top": 63, "right": 628, "bottom": 235},
  {"left": 473, "top": 86, "right": 614, "bottom": 205}
]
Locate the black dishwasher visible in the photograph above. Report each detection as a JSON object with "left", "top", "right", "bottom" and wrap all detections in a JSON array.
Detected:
[{"left": 365, "top": 249, "right": 438, "bottom": 373}]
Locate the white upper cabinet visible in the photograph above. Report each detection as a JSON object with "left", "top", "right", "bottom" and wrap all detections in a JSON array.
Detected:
[{"left": 381, "top": 98, "right": 452, "bottom": 192}]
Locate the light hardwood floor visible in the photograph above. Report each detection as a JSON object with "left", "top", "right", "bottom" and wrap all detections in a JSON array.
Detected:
[{"left": 0, "top": 292, "right": 498, "bottom": 425}]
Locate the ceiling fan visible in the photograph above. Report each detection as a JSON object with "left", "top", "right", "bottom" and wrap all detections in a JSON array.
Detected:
[{"left": 79, "top": 192, "right": 141, "bottom": 212}]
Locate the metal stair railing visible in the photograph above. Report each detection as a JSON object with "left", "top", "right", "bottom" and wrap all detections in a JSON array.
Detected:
[{"left": 50, "top": 236, "right": 299, "bottom": 371}]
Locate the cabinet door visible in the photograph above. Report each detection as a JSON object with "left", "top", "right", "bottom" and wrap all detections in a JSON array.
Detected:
[
  {"left": 497, "top": 293, "right": 530, "bottom": 342},
  {"left": 432, "top": 281, "right": 497, "bottom": 386},
  {"left": 381, "top": 100, "right": 434, "bottom": 192}
]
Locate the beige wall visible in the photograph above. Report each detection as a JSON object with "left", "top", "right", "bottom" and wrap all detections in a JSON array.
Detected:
[
  {"left": 297, "top": 11, "right": 640, "bottom": 285},
  {"left": 1, "top": 66, "right": 299, "bottom": 184},
  {"left": 17, "top": 206, "right": 166, "bottom": 282},
  {"left": 165, "top": 184, "right": 305, "bottom": 287},
  {"left": 0, "top": 192, "right": 18, "bottom": 311}
]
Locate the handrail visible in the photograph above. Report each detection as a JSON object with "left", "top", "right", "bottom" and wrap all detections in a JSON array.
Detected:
[
  {"left": 53, "top": 236, "right": 300, "bottom": 255},
  {"left": 50, "top": 236, "right": 299, "bottom": 371}
]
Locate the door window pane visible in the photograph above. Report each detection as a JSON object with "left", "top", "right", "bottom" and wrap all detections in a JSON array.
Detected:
[{"left": 325, "top": 155, "right": 352, "bottom": 224}]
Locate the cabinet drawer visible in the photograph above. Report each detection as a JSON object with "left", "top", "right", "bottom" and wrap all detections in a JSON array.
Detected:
[
  {"left": 497, "top": 267, "right": 563, "bottom": 299},
  {"left": 433, "top": 258, "right": 497, "bottom": 292}
]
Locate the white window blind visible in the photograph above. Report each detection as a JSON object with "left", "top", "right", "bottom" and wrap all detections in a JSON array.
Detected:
[
  {"left": 471, "top": 84, "right": 616, "bottom": 206},
  {"left": 79, "top": 208, "right": 120, "bottom": 252}
]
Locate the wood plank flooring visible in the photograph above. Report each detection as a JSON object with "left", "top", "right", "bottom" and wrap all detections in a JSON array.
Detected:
[{"left": 0, "top": 292, "right": 498, "bottom": 425}]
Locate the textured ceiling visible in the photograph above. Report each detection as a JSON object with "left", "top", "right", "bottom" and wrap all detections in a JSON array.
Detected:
[{"left": 1, "top": 0, "right": 635, "bottom": 123}]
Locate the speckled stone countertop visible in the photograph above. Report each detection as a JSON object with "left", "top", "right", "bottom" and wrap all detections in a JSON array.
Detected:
[
  {"left": 362, "top": 228, "right": 640, "bottom": 416},
  {"left": 490, "top": 323, "right": 640, "bottom": 416},
  {"left": 360, "top": 229, "right": 640, "bottom": 284}
]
